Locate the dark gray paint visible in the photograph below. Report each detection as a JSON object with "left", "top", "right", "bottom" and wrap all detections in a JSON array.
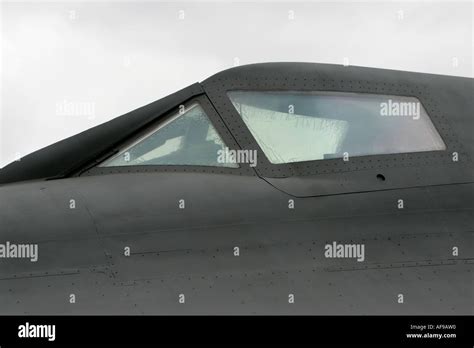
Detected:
[{"left": 0, "top": 63, "right": 472, "bottom": 314}]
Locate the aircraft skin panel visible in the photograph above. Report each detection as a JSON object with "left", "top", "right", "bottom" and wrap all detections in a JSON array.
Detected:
[
  {"left": 0, "top": 264, "right": 471, "bottom": 315},
  {"left": 0, "top": 172, "right": 471, "bottom": 314}
]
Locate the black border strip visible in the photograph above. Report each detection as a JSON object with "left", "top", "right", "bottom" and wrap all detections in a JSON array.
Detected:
[{"left": 0, "top": 315, "right": 472, "bottom": 345}]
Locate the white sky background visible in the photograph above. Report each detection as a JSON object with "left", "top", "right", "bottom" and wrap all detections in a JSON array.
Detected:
[{"left": 0, "top": 1, "right": 472, "bottom": 168}]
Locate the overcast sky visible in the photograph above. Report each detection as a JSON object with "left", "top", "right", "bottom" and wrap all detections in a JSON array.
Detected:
[{"left": 1, "top": 1, "right": 472, "bottom": 168}]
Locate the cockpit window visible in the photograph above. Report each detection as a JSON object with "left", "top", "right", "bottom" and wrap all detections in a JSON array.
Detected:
[
  {"left": 100, "top": 103, "right": 237, "bottom": 167},
  {"left": 228, "top": 91, "right": 446, "bottom": 164}
]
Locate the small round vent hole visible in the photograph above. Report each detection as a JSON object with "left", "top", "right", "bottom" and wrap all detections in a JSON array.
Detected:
[{"left": 376, "top": 174, "right": 386, "bottom": 181}]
